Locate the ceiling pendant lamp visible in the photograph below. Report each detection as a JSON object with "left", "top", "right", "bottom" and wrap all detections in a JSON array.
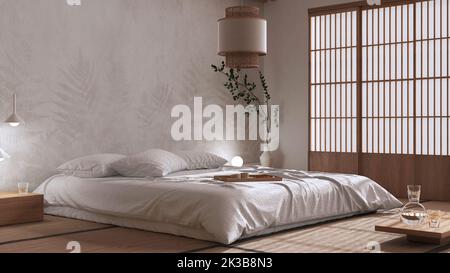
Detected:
[
  {"left": 218, "top": 5, "right": 267, "bottom": 69},
  {"left": 4, "top": 93, "right": 23, "bottom": 127}
]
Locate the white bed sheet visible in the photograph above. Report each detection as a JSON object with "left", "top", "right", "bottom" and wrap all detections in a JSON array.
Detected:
[{"left": 34, "top": 166, "right": 402, "bottom": 244}]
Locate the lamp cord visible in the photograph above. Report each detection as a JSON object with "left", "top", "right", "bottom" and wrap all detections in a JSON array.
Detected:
[{"left": 12, "top": 93, "right": 16, "bottom": 114}]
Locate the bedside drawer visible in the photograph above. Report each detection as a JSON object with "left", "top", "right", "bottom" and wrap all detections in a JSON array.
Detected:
[{"left": 0, "top": 193, "right": 44, "bottom": 226}]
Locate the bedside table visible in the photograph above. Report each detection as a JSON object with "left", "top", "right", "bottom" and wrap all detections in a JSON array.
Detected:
[{"left": 0, "top": 192, "right": 44, "bottom": 226}]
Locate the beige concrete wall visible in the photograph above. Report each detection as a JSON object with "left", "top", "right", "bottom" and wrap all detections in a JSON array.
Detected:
[
  {"left": 0, "top": 0, "right": 263, "bottom": 190},
  {"left": 264, "top": 0, "right": 352, "bottom": 170}
]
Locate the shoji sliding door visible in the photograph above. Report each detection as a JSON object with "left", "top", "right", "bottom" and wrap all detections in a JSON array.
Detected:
[
  {"left": 309, "top": 9, "right": 360, "bottom": 174},
  {"left": 309, "top": 0, "right": 450, "bottom": 201},
  {"left": 359, "top": 3, "right": 416, "bottom": 199},
  {"left": 412, "top": 0, "right": 450, "bottom": 201},
  {"left": 362, "top": 5, "right": 415, "bottom": 155}
]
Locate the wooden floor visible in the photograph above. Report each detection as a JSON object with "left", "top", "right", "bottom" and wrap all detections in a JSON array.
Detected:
[{"left": 1, "top": 201, "right": 449, "bottom": 253}]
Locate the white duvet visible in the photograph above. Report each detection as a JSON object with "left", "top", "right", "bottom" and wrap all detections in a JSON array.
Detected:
[{"left": 34, "top": 166, "right": 402, "bottom": 244}]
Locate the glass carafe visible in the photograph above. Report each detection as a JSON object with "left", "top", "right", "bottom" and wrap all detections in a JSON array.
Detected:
[{"left": 400, "top": 185, "right": 427, "bottom": 226}]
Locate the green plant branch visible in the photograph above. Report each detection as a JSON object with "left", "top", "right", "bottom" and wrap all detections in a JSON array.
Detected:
[
  {"left": 211, "top": 61, "right": 274, "bottom": 138},
  {"left": 217, "top": 70, "right": 262, "bottom": 105}
]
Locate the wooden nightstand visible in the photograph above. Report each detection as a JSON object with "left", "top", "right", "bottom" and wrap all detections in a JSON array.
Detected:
[{"left": 0, "top": 192, "right": 44, "bottom": 226}]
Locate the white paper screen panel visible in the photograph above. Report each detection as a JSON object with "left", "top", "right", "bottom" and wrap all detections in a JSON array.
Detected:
[
  {"left": 362, "top": 5, "right": 415, "bottom": 155},
  {"left": 415, "top": 0, "right": 450, "bottom": 155},
  {"left": 310, "top": 11, "right": 358, "bottom": 153},
  {"left": 310, "top": 0, "right": 450, "bottom": 156}
]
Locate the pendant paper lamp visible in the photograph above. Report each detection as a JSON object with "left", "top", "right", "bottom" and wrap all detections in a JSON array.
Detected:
[
  {"left": 218, "top": 6, "right": 267, "bottom": 69},
  {"left": 5, "top": 94, "right": 22, "bottom": 127}
]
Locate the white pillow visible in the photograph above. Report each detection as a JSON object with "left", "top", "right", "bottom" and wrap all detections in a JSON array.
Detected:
[
  {"left": 173, "top": 151, "right": 227, "bottom": 170},
  {"left": 111, "top": 149, "right": 188, "bottom": 177},
  {"left": 57, "top": 154, "right": 125, "bottom": 178}
]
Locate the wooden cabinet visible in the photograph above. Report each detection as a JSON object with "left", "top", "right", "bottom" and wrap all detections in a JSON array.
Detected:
[{"left": 0, "top": 192, "right": 44, "bottom": 226}]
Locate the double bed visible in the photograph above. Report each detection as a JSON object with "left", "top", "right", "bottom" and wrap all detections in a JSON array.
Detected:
[{"left": 35, "top": 166, "right": 402, "bottom": 244}]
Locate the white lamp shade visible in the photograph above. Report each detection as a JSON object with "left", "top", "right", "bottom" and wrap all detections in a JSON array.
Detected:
[
  {"left": 217, "top": 6, "right": 267, "bottom": 68},
  {"left": 218, "top": 18, "right": 267, "bottom": 56},
  {"left": 5, "top": 113, "right": 21, "bottom": 127},
  {"left": 4, "top": 93, "right": 22, "bottom": 127},
  {"left": 230, "top": 156, "right": 244, "bottom": 167}
]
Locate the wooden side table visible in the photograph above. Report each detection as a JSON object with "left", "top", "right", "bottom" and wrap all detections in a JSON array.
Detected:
[
  {"left": 0, "top": 192, "right": 44, "bottom": 226},
  {"left": 375, "top": 216, "right": 450, "bottom": 245}
]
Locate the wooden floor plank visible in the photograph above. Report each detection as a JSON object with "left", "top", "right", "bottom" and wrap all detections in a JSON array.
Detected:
[
  {"left": 0, "top": 215, "right": 111, "bottom": 244},
  {"left": 0, "top": 227, "right": 215, "bottom": 253}
]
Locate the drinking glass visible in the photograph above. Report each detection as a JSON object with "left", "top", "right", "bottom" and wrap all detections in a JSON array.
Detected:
[
  {"left": 428, "top": 210, "right": 445, "bottom": 228},
  {"left": 18, "top": 182, "right": 29, "bottom": 194},
  {"left": 407, "top": 185, "right": 421, "bottom": 203},
  {"left": 401, "top": 185, "right": 427, "bottom": 226}
]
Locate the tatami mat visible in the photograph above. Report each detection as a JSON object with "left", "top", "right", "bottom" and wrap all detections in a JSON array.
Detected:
[
  {"left": 0, "top": 215, "right": 111, "bottom": 245},
  {"left": 231, "top": 214, "right": 429, "bottom": 253},
  {"left": 231, "top": 201, "right": 450, "bottom": 253},
  {"left": 0, "top": 227, "right": 215, "bottom": 253},
  {"left": 1, "top": 201, "right": 449, "bottom": 253},
  {"left": 193, "top": 246, "right": 258, "bottom": 253}
]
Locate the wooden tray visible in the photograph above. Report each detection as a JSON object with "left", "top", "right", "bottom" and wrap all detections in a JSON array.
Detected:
[
  {"left": 375, "top": 216, "right": 450, "bottom": 245},
  {"left": 214, "top": 174, "right": 283, "bottom": 183}
]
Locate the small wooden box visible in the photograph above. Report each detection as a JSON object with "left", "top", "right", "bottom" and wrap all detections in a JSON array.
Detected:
[{"left": 0, "top": 192, "right": 44, "bottom": 226}]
